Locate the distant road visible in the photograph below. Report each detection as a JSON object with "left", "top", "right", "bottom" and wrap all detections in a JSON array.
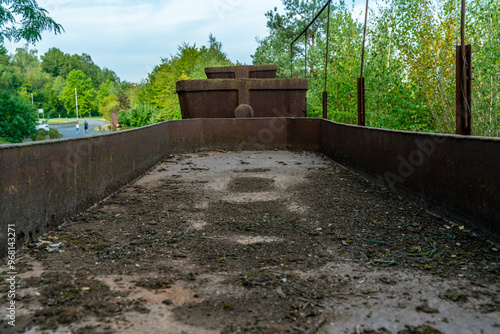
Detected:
[{"left": 53, "top": 119, "right": 112, "bottom": 139}]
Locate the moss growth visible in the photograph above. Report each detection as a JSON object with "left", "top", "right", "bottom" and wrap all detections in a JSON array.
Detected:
[
  {"left": 61, "top": 289, "right": 81, "bottom": 299},
  {"left": 90, "top": 283, "right": 110, "bottom": 292}
]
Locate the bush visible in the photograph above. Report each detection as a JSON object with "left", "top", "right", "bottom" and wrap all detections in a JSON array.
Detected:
[
  {"left": 118, "top": 110, "right": 130, "bottom": 127},
  {"left": 48, "top": 128, "right": 62, "bottom": 139},
  {"left": 0, "top": 92, "right": 37, "bottom": 143},
  {"left": 118, "top": 104, "right": 160, "bottom": 128},
  {"left": 31, "top": 129, "right": 48, "bottom": 141}
]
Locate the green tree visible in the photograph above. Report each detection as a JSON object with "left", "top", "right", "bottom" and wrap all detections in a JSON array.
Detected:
[
  {"left": 0, "top": 45, "right": 10, "bottom": 65},
  {"left": 41, "top": 48, "right": 118, "bottom": 88},
  {"left": 253, "top": 1, "right": 328, "bottom": 78},
  {"left": 468, "top": 0, "right": 500, "bottom": 136},
  {"left": 362, "top": 1, "right": 434, "bottom": 132},
  {"left": 11, "top": 45, "right": 39, "bottom": 74},
  {"left": 41, "top": 48, "right": 71, "bottom": 78},
  {"left": 97, "top": 80, "right": 118, "bottom": 101},
  {"left": 253, "top": 1, "right": 362, "bottom": 120},
  {"left": 61, "top": 70, "right": 96, "bottom": 117},
  {"left": 137, "top": 34, "right": 232, "bottom": 122},
  {"left": 0, "top": 46, "right": 23, "bottom": 94},
  {"left": 253, "top": 0, "right": 500, "bottom": 135},
  {"left": 363, "top": 0, "right": 499, "bottom": 135},
  {"left": 0, "top": 92, "right": 36, "bottom": 143},
  {"left": 40, "top": 84, "right": 65, "bottom": 117},
  {"left": 0, "top": 0, "right": 63, "bottom": 44},
  {"left": 119, "top": 104, "right": 161, "bottom": 127},
  {"left": 99, "top": 94, "right": 118, "bottom": 121}
]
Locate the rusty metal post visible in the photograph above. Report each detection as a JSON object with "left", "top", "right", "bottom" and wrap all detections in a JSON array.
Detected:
[
  {"left": 357, "top": 0, "right": 369, "bottom": 126},
  {"left": 305, "top": 30, "right": 308, "bottom": 78},
  {"left": 323, "top": 0, "right": 331, "bottom": 119},
  {"left": 356, "top": 83, "right": 366, "bottom": 126},
  {"left": 357, "top": 78, "right": 366, "bottom": 126},
  {"left": 322, "top": 91, "right": 328, "bottom": 119},
  {"left": 456, "top": 44, "right": 472, "bottom": 135},
  {"left": 456, "top": 0, "right": 471, "bottom": 135}
]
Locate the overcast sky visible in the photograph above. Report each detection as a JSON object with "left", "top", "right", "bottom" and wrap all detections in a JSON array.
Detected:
[{"left": 5, "top": 0, "right": 369, "bottom": 83}]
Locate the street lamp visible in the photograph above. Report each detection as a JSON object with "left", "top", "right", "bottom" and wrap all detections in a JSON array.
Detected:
[{"left": 75, "top": 88, "right": 79, "bottom": 120}]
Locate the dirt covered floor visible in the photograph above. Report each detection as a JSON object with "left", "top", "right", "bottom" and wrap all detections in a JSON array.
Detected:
[{"left": 2, "top": 151, "right": 499, "bottom": 334}]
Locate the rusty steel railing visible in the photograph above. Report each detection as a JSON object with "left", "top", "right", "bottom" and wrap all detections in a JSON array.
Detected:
[{"left": 290, "top": 0, "right": 331, "bottom": 119}]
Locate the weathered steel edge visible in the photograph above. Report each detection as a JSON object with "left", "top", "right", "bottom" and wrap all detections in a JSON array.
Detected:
[
  {"left": 205, "top": 65, "right": 278, "bottom": 74},
  {"left": 1, "top": 118, "right": 498, "bottom": 255},
  {"left": 176, "top": 79, "right": 309, "bottom": 92}
]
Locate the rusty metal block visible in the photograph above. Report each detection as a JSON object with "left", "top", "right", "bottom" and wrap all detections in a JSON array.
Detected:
[
  {"left": 176, "top": 78, "right": 308, "bottom": 119},
  {"left": 205, "top": 65, "right": 278, "bottom": 79}
]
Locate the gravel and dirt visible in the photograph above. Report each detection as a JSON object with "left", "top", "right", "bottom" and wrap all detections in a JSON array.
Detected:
[{"left": 1, "top": 150, "right": 499, "bottom": 334}]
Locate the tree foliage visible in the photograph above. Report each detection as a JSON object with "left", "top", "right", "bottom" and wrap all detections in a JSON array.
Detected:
[
  {"left": 0, "top": 92, "right": 36, "bottom": 143},
  {"left": 61, "top": 70, "right": 96, "bottom": 117},
  {"left": 134, "top": 34, "right": 232, "bottom": 122},
  {"left": 0, "top": 45, "right": 134, "bottom": 122},
  {"left": 253, "top": 0, "right": 500, "bottom": 136},
  {"left": 0, "top": 3, "right": 139, "bottom": 142},
  {"left": 0, "top": 0, "right": 63, "bottom": 44},
  {"left": 118, "top": 104, "right": 161, "bottom": 128}
]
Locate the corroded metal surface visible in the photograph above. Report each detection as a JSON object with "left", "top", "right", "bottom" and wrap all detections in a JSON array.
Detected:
[
  {"left": 456, "top": 44, "right": 472, "bottom": 135},
  {"left": 205, "top": 65, "right": 278, "bottom": 79},
  {"left": 176, "top": 79, "right": 308, "bottom": 119},
  {"left": 320, "top": 121, "right": 500, "bottom": 240},
  {"left": 357, "top": 77, "right": 366, "bottom": 126}
]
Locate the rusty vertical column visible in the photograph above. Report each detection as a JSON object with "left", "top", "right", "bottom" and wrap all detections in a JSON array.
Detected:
[
  {"left": 323, "top": 0, "right": 331, "bottom": 119},
  {"left": 456, "top": 44, "right": 472, "bottom": 135},
  {"left": 322, "top": 91, "right": 328, "bottom": 119},
  {"left": 305, "top": 30, "right": 308, "bottom": 78},
  {"left": 456, "top": 0, "right": 471, "bottom": 135},
  {"left": 357, "top": 78, "right": 366, "bottom": 126},
  {"left": 357, "top": 0, "right": 369, "bottom": 126}
]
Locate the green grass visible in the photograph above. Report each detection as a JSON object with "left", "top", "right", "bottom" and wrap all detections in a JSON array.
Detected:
[
  {"left": 45, "top": 117, "right": 106, "bottom": 124},
  {"left": 46, "top": 119, "right": 75, "bottom": 124}
]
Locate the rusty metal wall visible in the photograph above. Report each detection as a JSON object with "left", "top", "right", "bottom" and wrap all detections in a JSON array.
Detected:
[
  {"left": 320, "top": 120, "right": 500, "bottom": 240},
  {"left": 0, "top": 124, "right": 172, "bottom": 251},
  {"left": 0, "top": 118, "right": 319, "bottom": 254},
  {"left": 1, "top": 118, "right": 498, "bottom": 255},
  {"left": 176, "top": 79, "right": 308, "bottom": 118}
]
